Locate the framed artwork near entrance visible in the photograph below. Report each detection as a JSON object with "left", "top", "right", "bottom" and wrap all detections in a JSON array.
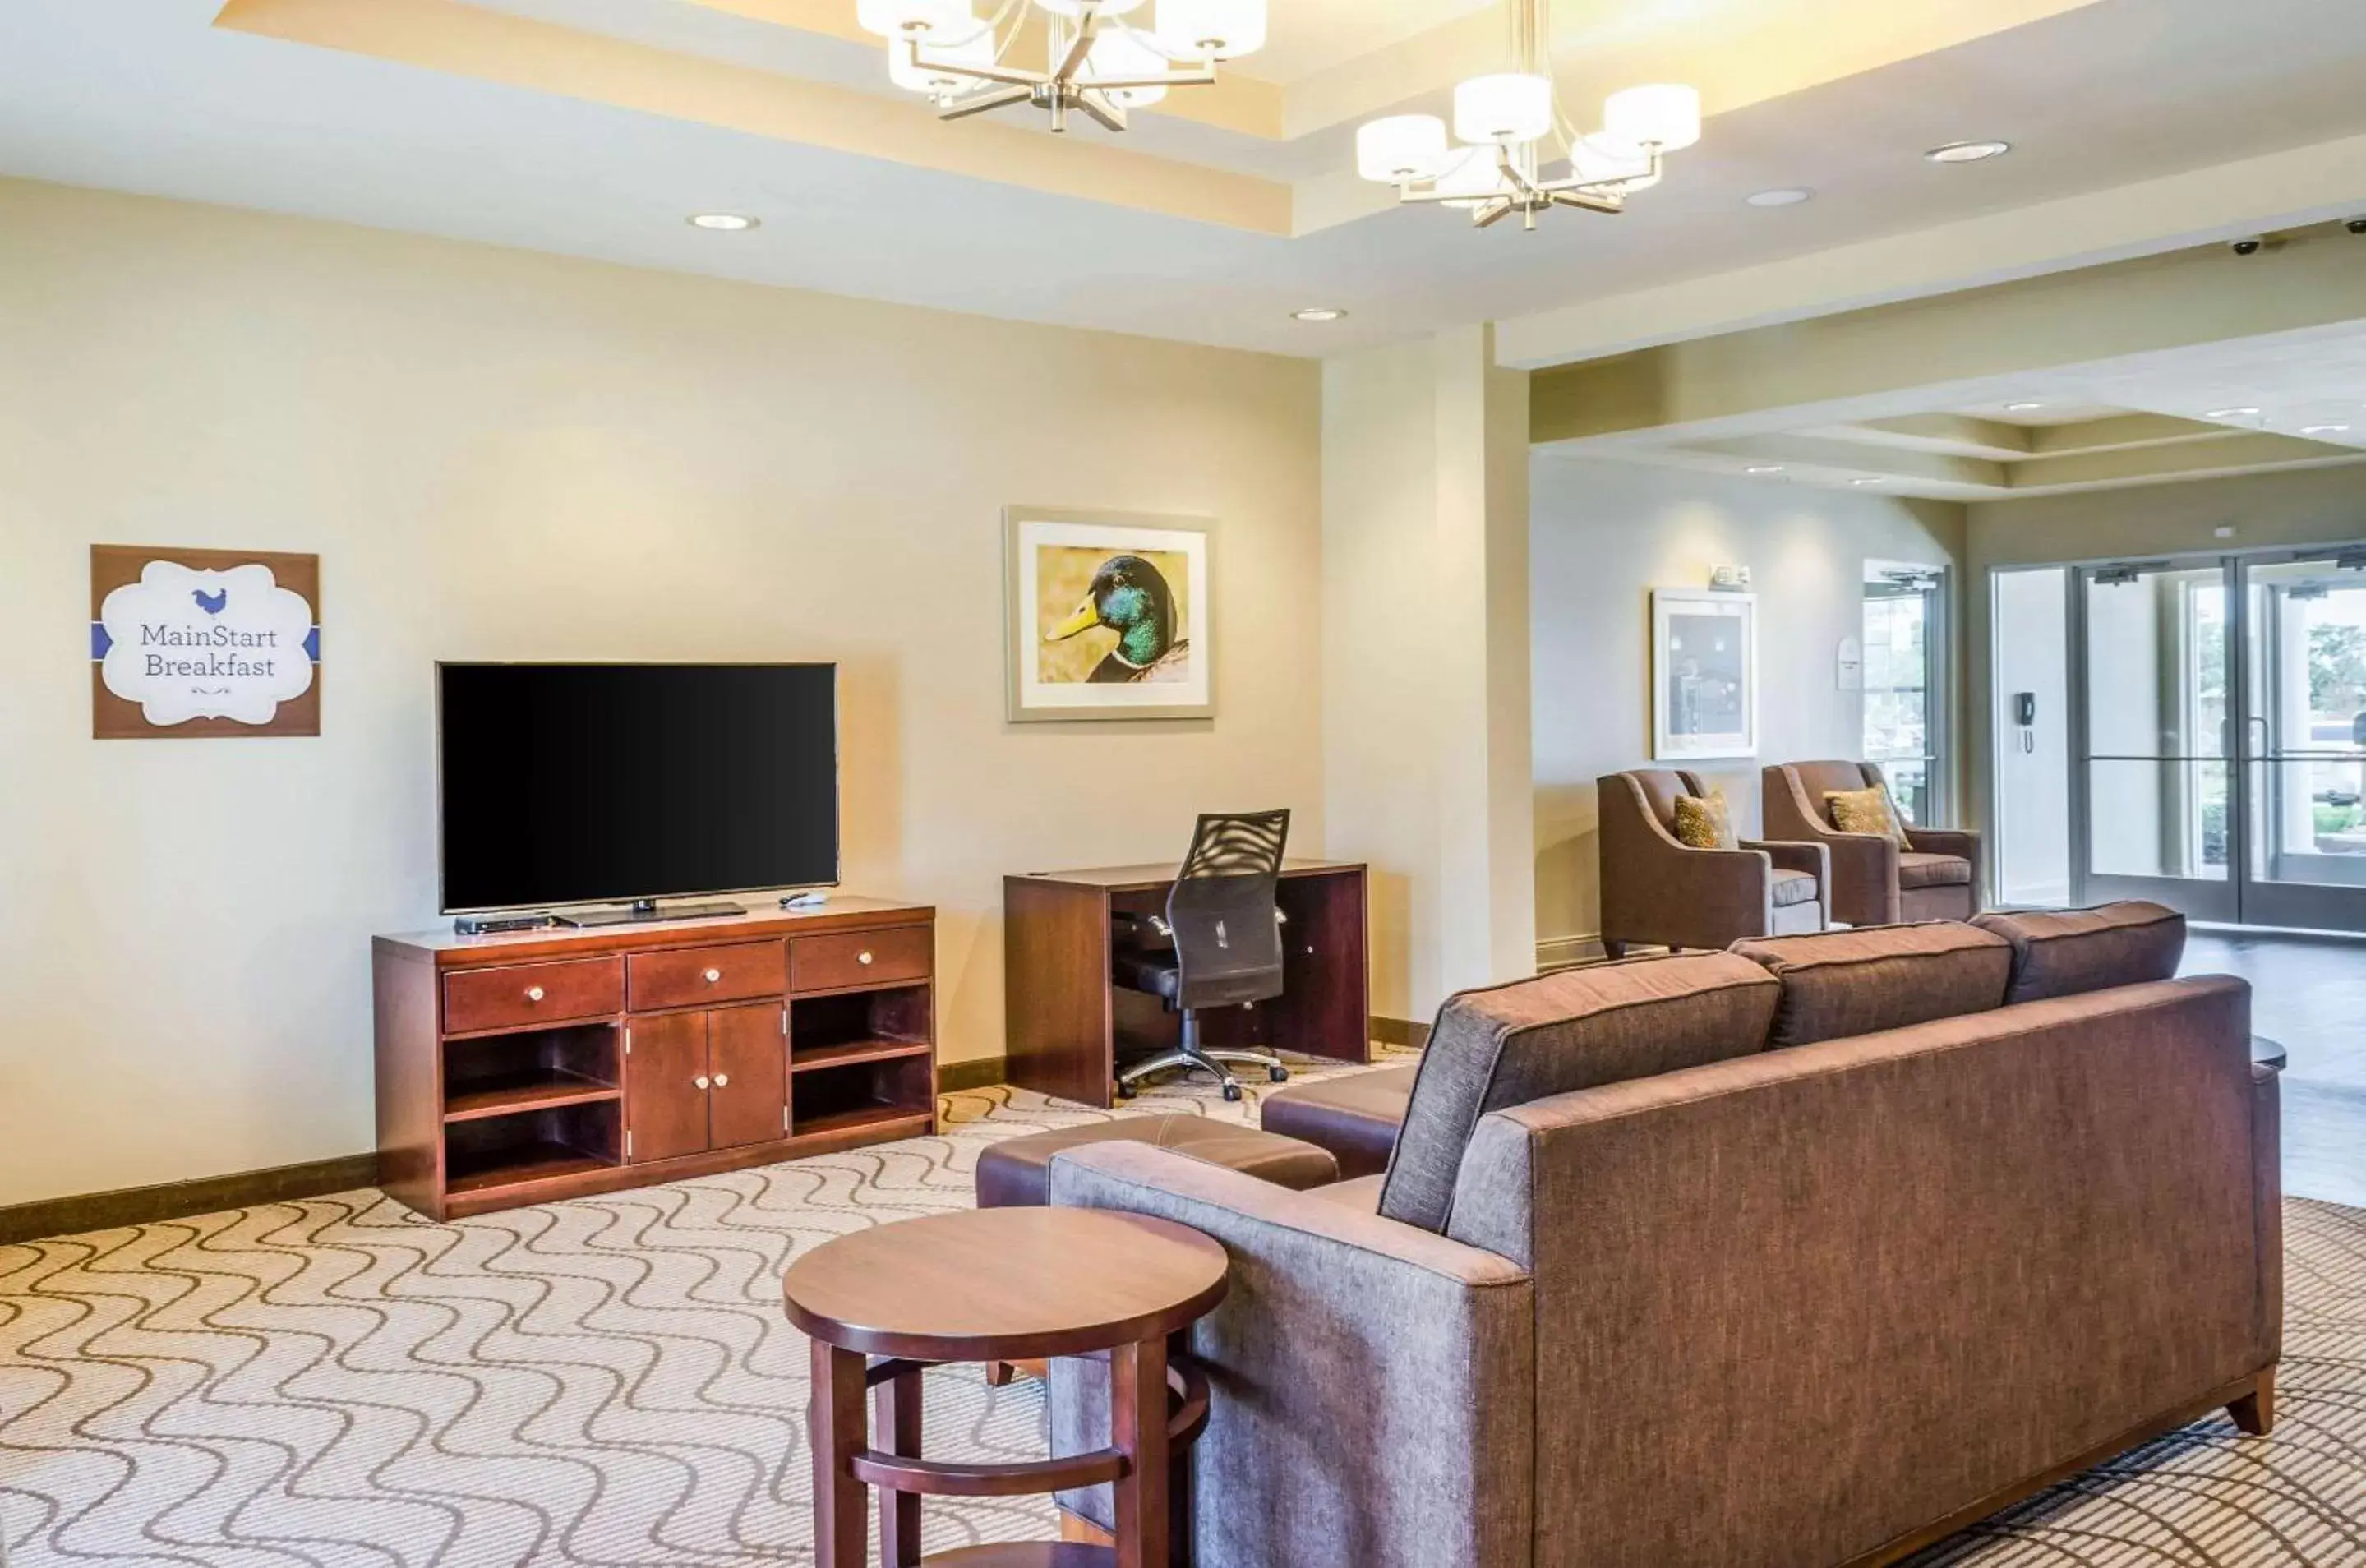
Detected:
[{"left": 1652, "top": 588, "right": 1756, "bottom": 760}]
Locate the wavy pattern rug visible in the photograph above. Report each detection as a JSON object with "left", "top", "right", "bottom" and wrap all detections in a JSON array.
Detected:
[{"left": 1, "top": 1058, "right": 2360, "bottom": 1567}]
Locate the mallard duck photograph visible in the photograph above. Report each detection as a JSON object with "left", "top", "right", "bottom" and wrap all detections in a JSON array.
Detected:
[{"left": 1041, "top": 551, "right": 1192, "bottom": 685}]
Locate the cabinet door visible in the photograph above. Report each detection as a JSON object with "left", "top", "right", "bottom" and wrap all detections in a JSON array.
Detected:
[
  {"left": 708, "top": 1003, "right": 788, "bottom": 1151},
  {"left": 625, "top": 1011, "right": 711, "bottom": 1164}
]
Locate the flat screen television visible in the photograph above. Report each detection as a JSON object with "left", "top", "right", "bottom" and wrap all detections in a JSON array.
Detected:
[{"left": 438, "top": 662, "right": 839, "bottom": 915}]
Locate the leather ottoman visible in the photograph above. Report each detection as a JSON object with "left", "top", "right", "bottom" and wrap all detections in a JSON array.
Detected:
[
  {"left": 1257, "top": 1063, "right": 1419, "bottom": 1180},
  {"left": 975, "top": 1114, "right": 1340, "bottom": 1210}
]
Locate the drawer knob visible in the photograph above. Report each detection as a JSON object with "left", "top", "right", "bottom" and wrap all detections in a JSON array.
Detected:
[
  {"left": 525, "top": 985, "right": 546, "bottom": 1003},
  {"left": 694, "top": 1075, "right": 711, "bottom": 1091},
  {"left": 858, "top": 950, "right": 875, "bottom": 966},
  {"left": 713, "top": 1072, "right": 731, "bottom": 1088},
  {"left": 703, "top": 967, "right": 722, "bottom": 984}
]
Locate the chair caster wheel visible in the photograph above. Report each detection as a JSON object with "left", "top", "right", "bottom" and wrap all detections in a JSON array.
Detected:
[
  {"left": 1221, "top": 1082, "right": 1244, "bottom": 1103},
  {"left": 1269, "top": 1065, "right": 1290, "bottom": 1083},
  {"left": 1114, "top": 1081, "right": 1137, "bottom": 1100}
]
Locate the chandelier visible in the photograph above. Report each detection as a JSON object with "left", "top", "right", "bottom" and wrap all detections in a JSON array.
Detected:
[
  {"left": 857, "top": 0, "right": 1266, "bottom": 133},
  {"left": 1355, "top": 0, "right": 1700, "bottom": 230}
]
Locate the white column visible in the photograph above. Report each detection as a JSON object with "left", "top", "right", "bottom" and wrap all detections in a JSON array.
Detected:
[{"left": 1322, "top": 325, "right": 1534, "bottom": 1026}]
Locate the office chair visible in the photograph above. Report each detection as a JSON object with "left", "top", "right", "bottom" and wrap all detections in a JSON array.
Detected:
[{"left": 1112, "top": 809, "right": 1294, "bottom": 1103}]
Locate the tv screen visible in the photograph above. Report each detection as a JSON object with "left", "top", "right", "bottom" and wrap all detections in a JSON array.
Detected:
[{"left": 438, "top": 662, "right": 839, "bottom": 914}]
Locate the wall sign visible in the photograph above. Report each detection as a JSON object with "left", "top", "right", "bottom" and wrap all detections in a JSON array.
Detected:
[
  {"left": 1836, "top": 634, "right": 1864, "bottom": 693},
  {"left": 90, "top": 546, "right": 321, "bottom": 739}
]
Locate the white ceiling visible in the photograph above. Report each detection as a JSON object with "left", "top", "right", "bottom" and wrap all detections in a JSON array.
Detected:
[{"left": 2, "top": 0, "right": 2366, "bottom": 358}]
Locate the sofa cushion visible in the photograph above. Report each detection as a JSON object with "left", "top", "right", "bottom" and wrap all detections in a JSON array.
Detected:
[
  {"left": 1730, "top": 922, "right": 2013, "bottom": 1048},
  {"left": 975, "top": 1115, "right": 1338, "bottom": 1209},
  {"left": 1769, "top": 868, "right": 1820, "bottom": 907},
  {"left": 1972, "top": 901, "right": 2186, "bottom": 1004},
  {"left": 1260, "top": 1063, "right": 1418, "bottom": 1180},
  {"left": 1376, "top": 953, "right": 1779, "bottom": 1233},
  {"left": 1897, "top": 851, "right": 1972, "bottom": 889}
]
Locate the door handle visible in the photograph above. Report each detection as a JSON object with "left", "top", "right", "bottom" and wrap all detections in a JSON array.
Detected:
[
  {"left": 713, "top": 1072, "right": 730, "bottom": 1088},
  {"left": 694, "top": 1075, "right": 711, "bottom": 1090}
]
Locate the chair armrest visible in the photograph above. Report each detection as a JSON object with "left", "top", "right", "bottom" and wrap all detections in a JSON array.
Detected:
[
  {"left": 1047, "top": 1143, "right": 1534, "bottom": 1568},
  {"left": 1741, "top": 838, "right": 1830, "bottom": 883},
  {"left": 1810, "top": 832, "right": 1900, "bottom": 926},
  {"left": 2252, "top": 1061, "right": 2282, "bottom": 1367},
  {"left": 1906, "top": 826, "right": 1985, "bottom": 908}
]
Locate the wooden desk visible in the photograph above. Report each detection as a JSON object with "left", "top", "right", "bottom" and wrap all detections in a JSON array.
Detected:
[{"left": 1003, "top": 860, "right": 1369, "bottom": 1109}]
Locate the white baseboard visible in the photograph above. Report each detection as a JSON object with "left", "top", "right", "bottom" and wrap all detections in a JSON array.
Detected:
[{"left": 1535, "top": 932, "right": 1606, "bottom": 971}]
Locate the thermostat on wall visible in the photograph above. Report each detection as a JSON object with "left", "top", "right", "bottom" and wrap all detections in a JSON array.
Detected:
[{"left": 1709, "top": 564, "right": 1752, "bottom": 592}]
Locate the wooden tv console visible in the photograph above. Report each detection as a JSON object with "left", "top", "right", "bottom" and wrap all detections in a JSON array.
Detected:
[{"left": 372, "top": 898, "right": 937, "bottom": 1220}]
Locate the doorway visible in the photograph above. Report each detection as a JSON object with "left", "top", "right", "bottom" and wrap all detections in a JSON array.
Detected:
[{"left": 1990, "top": 546, "right": 2366, "bottom": 930}]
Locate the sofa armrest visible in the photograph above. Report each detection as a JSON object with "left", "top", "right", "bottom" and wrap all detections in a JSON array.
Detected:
[
  {"left": 1047, "top": 1142, "right": 1534, "bottom": 1568},
  {"left": 2252, "top": 1061, "right": 2283, "bottom": 1367}
]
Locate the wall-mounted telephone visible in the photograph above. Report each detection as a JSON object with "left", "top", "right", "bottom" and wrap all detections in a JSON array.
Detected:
[{"left": 2013, "top": 691, "right": 2037, "bottom": 753}]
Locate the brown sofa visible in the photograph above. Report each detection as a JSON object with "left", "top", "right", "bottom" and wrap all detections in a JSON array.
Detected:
[
  {"left": 1049, "top": 906, "right": 2277, "bottom": 1567},
  {"left": 1596, "top": 768, "right": 1829, "bottom": 957},
  {"left": 1764, "top": 759, "right": 1984, "bottom": 925}
]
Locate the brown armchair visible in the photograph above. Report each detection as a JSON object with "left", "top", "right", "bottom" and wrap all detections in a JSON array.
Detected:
[
  {"left": 1596, "top": 769, "right": 1829, "bottom": 958},
  {"left": 1762, "top": 759, "right": 1983, "bottom": 926}
]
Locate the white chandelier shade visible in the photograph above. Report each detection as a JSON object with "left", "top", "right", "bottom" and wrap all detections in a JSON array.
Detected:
[
  {"left": 1034, "top": 0, "right": 1147, "bottom": 15},
  {"left": 1453, "top": 73, "right": 1554, "bottom": 146},
  {"left": 856, "top": 0, "right": 978, "bottom": 39},
  {"left": 888, "top": 8, "right": 994, "bottom": 91},
  {"left": 1156, "top": 0, "right": 1266, "bottom": 59},
  {"left": 1356, "top": 0, "right": 1699, "bottom": 229},
  {"left": 1084, "top": 30, "right": 1170, "bottom": 107}
]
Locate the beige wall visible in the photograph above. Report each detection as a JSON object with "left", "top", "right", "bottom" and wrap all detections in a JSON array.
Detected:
[
  {"left": 1531, "top": 458, "right": 1966, "bottom": 957},
  {"left": 1962, "top": 463, "right": 2366, "bottom": 844},
  {"left": 0, "top": 178, "right": 1322, "bottom": 1207}
]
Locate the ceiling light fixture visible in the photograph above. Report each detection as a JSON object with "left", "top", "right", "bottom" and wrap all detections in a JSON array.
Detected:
[
  {"left": 2004, "top": 401, "right": 2045, "bottom": 413},
  {"left": 1926, "top": 140, "right": 2010, "bottom": 164},
  {"left": 1746, "top": 465, "right": 1785, "bottom": 475},
  {"left": 860, "top": 0, "right": 1263, "bottom": 133},
  {"left": 1746, "top": 187, "right": 1812, "bottom": 208},
  {"left": 1292, "top": 307, "right": 1347, "bottom": 322},
  {"left": 1354, "top": 0, "right": 1698, "bottom": 232},
  {"left": 2301, "top": 423, "right": 2354, "bottom": 436},
  {"left": 687, "top": 213, "right": 760, "bottom": 231},
  {"left": 1850, "top": 477, "right": 1883, "bottom": 486},
  {"left": 2204, "top": 407, "right": 2264, "bottom": 420}
]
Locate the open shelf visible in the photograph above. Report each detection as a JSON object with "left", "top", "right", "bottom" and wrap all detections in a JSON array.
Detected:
[
  {"left": 443, "top": 1100, "right": 620, "bottom": 1196},
  {"left": 791, "top": 985, "right": 929, "bottom": 1051},
  {"left": 443, "top": 1024, "right": 619, "bottom": 1123},
  {"left": 791, "top": 1038, "right": 934, "bottom": 1074},
  {"left": 792, "top": 1047, "right": 932, "bottom": 1140}
]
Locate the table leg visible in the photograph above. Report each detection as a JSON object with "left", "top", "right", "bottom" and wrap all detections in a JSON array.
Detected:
[
  {"left": 1111, "top": 1336, "right": 1170, "bottom": 1568},
  {"left": 876, "top": 1365, "right": 924, "bottom": 1566},
  {"left": 809, "top": 1340, "right": 869, "bottom": 1568}
]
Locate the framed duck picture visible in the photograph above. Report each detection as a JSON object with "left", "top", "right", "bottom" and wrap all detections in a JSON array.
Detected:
[{"left": 1003, "top": 506, "right": 1214, "bottom": 722}]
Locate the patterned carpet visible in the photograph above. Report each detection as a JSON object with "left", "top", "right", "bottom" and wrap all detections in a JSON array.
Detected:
[{"left": 1, "top": 1057, "right": 2360, "bottom": 1568}]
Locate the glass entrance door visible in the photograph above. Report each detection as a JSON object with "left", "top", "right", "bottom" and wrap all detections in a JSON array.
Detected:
[
  {"left": 2239, "top": 551, "right": 2366, "bottom": 932},
  {"left": 2073, "top": 559, "right": 2239, "bottom": 921}
]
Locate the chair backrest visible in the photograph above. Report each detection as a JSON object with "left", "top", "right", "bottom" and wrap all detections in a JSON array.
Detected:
[
  {"left": 1609, "top": 768, "right": 1708, "bottom": 833},
  {"left": 1781, "top": 759, "right": 1881, "bottom": 825},
  {"left": 1167, "top": 809, "right": 1290, "bottom": 1011}
]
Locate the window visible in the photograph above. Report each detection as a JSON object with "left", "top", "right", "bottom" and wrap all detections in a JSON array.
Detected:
[{"left": 1864, "top": 562, "right": 1949, "bottom": 823}]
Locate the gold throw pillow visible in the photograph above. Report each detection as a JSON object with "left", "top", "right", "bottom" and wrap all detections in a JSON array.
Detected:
[
  {"left": 1672, "top": 791, "right": 1737, "bottom": 851},
  {"left": 1826, "top": 786, "right": 1911, "bottom": 847}
]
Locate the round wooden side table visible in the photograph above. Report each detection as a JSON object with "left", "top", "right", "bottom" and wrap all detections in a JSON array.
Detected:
[{"left": 783, "top": 1206, "right": 1229, "bottom": 1568}]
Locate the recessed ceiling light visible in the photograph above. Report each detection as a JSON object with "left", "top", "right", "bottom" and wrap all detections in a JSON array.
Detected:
[
  {"left": 687, "top": 213, "right": 759, "bottom": 231},
  {"left": 2301, "top": 423, "right": 2354, "bottom": 436},
  {"left": 2004, "top": 401, "right": 2045, "bottom": 413},
  {"left": 1849, "top": 477, "right": 1883, "bottom": 486},
  {"left": 1745, "top": 465, "right": 1785, "bottom": 475},
  {"left": 1291, "top": 307, "right": 1348, "bottom": 322},
  {"left": 1746, "top": 187, "right": 1813, "bottom": 208},
  {"left": 2204, "top": 407, "right": 2263, "bottom": 420},
  {"left": 1926, "top": 140, "right": 2011, "bottom": 164}
]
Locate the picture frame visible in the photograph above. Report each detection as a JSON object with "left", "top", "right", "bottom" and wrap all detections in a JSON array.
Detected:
[
  {"left": 1003, "top": 506, "right": 1214, "bottom": 722},
  {"left": 1651, "top": 588, "right": 1757, "bottom": 760}
]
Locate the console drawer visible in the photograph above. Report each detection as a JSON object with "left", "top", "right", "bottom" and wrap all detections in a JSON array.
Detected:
[
  {"left": 629, "top": 941, "right": 786, "bottom": 1012},
  {"left": 791, "top": 926, "right": 932, "bottom": 992},
  {"left": 445, "top": 957, "right": 623, "bottom": 1034}
]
